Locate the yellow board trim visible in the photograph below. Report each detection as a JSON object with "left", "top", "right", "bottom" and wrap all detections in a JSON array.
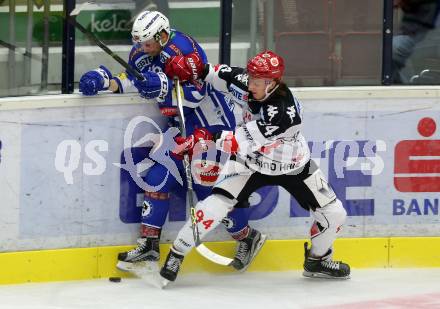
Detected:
[
  {"left": 1, "top": 237, "right": 439, "bottom": 285},
  {"left": 389, "top": 237, "right": 440, "bottom": 268}
]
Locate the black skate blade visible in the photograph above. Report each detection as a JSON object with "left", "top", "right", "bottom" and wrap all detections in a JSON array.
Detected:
[
  {"left": 156, "top": 276, "right": 171, "bottom": 289},
  {"left": 302, "top": 270, "right": 350, "bottom": 280},
  {"left": 116, "top": 260, "right": 132, "bottom": 272},
  {"left": 116, "top": 260, "right": 159, "bottom": 275},
  {"left": 116, "top": 261, "right": 168, "bottom": 288},
  {"left": 139, "top": 269, "right": 170, "bottom": 289},
  {"left": 132, "top": 261, "right": 160, "bottom": 277}
]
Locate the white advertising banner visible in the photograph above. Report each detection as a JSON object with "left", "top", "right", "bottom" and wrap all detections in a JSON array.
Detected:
[{"left": 0, "top": 90, "right": 439, "bottom": 252}]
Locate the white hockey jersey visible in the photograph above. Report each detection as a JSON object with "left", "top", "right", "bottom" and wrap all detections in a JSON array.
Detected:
[{"left": 204, "top": 64, "right": 311, "bottom": 175}]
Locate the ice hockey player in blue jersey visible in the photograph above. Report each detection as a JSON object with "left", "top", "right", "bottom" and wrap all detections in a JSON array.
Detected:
[{"left": 78, "top": 11, "right": 266, "bottom": 273}]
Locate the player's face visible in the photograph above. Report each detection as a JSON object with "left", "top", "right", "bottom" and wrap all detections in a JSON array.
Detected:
[
  {"left": 141, "top": 39, "right": 162, "bottom": 56},
  {"left": 248, "top": 77, "right": 275, "bottom": 101}
]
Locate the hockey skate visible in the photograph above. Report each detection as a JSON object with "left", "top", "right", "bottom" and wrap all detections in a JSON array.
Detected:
[
  {"left": 230, "top": 228, "right": 267, "bottom": 272},
  {"left": 303, "top": 242, "right": 350, "bottom": 279},
  {"left": 158, "top": 248, "right": 185, "bottom": 288},
  {"left": 116, "top": 237, "right": 160, "bottom": 276}
]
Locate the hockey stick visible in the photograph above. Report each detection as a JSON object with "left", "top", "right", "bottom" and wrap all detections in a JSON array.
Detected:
[
  {"left": 68, "top": 1, "right": 144, "bottom": 81},
  {"left": 174, "top": 77, "right": 233, "bottom": 266}
]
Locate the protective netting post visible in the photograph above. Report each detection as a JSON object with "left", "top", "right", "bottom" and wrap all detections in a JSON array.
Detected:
[
  {"left": 62, "top": 0, "right": 76, "bottom": 94},
  {"left": 8, "top": 0, "right": 16, "bottom": 95},
  {"left": 24, "top": 0, "right": 34, "bottom": 88},
  {"left": 249, "top": 0, "right": 258, "bottom": 58},
  {"left": 264, "top": 0, "right": 274, "bottom": 51},
  {"left": 40, "top": 0, "right": 50, "bottom": 92},
  {"left": 382, "top": 0, "right": 393, "bottom": 85},
  {"left": 219, "top": 0, "right": 232, "bottom": 65}
]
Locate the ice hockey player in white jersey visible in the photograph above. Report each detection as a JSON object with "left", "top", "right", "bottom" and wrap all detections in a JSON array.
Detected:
[{"left": 159, "top": 50, "right": 350, "bottom": 285}]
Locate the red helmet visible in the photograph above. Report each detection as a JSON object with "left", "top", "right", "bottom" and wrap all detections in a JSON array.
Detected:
[{"left": 246, "top": 50, "right": 285, "bottom": 79}]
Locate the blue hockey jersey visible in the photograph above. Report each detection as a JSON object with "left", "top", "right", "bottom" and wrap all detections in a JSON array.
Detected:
[{"left": 113, "top": 29, "right": 235, "bottom": 135}]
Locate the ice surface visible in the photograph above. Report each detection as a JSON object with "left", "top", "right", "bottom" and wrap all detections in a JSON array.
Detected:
[{"left": 0, "top": 269, "right": 440, "bottom": 309}]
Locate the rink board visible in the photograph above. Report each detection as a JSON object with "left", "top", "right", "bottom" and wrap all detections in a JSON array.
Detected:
[
  {"left": 1, "top": 87, "right": 440, "bottom": 284},
  {"left": 1, "top": 237, "right": 440, "bottom": 284}
]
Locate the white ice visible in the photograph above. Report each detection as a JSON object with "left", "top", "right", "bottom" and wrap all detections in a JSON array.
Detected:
[{"left": 1, "top": 269, "right": 440, "bottom": 309}]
